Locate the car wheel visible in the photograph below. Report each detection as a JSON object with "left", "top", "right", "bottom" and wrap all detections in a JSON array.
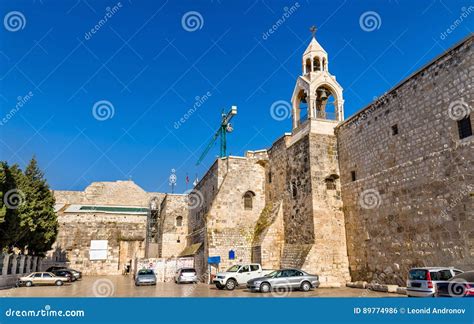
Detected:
[
  {"left": 55, "top": 280, "right": 63, "bottom": 286},
  {"left": 225, "top": 279, "right": 237, "bottom": 291},
  {"left": 25, "top": 281, "right": 33, "bottom": 287},
  {"left": 260, "top": 282, "right": 271, "bottom": 293},
  {"left": 300, "top": 281, "right": 311, "bottom": 292}
]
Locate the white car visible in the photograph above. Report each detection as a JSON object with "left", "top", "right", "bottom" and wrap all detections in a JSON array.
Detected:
[
  {"left": 406, "top": 267, "right": 463, "bottom": 297},
  {"left": 213, "top": 264, "right": 273, "bottom": 290}
]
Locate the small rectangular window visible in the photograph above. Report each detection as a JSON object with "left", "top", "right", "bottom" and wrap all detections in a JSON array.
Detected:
[
  {"left": 325, "top": 178, "right": 336, "bottom": 190},
  {"left": 268, "top": 171, "right": 272, "bottom": 183},
  {"left": 351, "top": 171, "right": 356, "bottom": 182},
  {"left": 391, "top": 124, "right": 398, "bottom": 136},
  {"left": 458, "top": 115, "right": 472, "bottom": 139}
]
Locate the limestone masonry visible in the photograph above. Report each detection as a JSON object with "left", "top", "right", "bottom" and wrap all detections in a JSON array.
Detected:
[{"left": 50, "top": 34, "right": 473, "bottom": 285}]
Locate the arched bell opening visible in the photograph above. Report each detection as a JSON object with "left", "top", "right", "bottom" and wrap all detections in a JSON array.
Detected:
[
  {"left": 315, "top": 85, "right": 337, "bottom": 120},
  {"left": 313, "top": 57, "right": 321, "bottom": 72},
  {"left": 297, "top": 89, "right": 309, "bottom": 123},
  {"left": 305, "top": 58, "right": 311, "bottom": 74}
]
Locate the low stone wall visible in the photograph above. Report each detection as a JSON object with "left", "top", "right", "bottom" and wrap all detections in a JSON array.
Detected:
[{"left": 0, "top": 253, "right": 43, "bottom": 289}]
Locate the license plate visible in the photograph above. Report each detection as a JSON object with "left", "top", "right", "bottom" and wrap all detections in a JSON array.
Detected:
[{"left": 412, "top": 283, "right": 421, "bottom": 288}]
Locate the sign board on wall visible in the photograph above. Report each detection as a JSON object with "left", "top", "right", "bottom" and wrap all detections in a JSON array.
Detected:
[{"left": 89, "top": 240, "right": 108, "bottom": 260}]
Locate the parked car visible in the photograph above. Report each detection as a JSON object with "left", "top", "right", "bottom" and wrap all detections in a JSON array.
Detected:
[
  {"left": 247, "top": 269, "right": 319, "bottom": 293},
  {"left": 436, "top": 271, "right": 474, "bottom": 297},
  {"left": 406, "top": 267, "right": 463, "bottom": 297},
  {"left": 175, "top": 268, "right": 198, "bottom": 284},
  {"left": 46, "top": 267, "right": 82, "bottom": 280},
  {"left": 50, "top": 269, "right": 76, "bottom": 282},
  {"left": 17, "top": 272, "right": 69, "bottom": 287},
  {"left": 213, "top": 264, "right": 273, "bottom": 290},
  {"left": 135, "top": 269, "right": 157, "bottom": 286},
  {"left": 68, "top": 269, "right": 82, "bottom": 280}
]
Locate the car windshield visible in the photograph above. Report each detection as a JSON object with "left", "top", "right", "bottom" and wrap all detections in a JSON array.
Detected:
[
  {"left": 226, "top": 265, "right": 240, "bottom": 272},
  {"left": 265, "top": 271, "right": 279, "bottom": 278},
  {"left": 138, "top": 270, "right": 154, "bottom": 275}
]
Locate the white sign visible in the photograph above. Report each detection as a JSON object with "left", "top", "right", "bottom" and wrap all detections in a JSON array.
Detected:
[{"left": 89, "top": 240, "right": 108, "bottom": 260}]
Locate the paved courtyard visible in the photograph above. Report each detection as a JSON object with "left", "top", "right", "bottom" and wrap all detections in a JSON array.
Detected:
[{"left": 0, "top": 276, "right": 403, "bottom": 298}]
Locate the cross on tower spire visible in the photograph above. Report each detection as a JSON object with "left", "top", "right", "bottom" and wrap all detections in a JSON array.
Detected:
[{"left": 310, "top": 25, "right": 317, "bottom": 37}]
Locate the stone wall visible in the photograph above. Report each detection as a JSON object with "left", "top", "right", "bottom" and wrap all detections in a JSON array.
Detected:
[
  {"left": 159, "top": 194, "right": 188, "bottom": 258},
  {"left": 189, "top": 157, "right": 266, "bottom": 276},
  {"left": 262, "top": 125, "right": 351, "bottom": 287},
  {"left": 337, "top": 35, "right": 474, "bottom": 284},
  {"left": 54, "top": 180, "right": 164, "bottom": 206},
  {"left": 53, "top": 212, "right": 146, "bottom": 275},
  {"left": 50, "top": 180, "right": 160, "bottom": 275}
]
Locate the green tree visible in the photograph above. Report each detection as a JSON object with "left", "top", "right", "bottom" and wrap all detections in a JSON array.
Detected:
[
  {"left": 16, "top": 157, "right": 58, "bottom": 255},
  {"left": 0, "top": 162, "right": 22, "bottom": 251}
]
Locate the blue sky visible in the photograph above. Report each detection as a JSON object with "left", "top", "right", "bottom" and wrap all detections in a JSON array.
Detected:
[{"left": 0, "top": 0, "right": 472, "bottom": 193}]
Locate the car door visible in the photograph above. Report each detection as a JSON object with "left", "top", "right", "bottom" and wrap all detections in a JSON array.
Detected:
[
  {"left": 236, "top": 265, "right": 251, "bottom": 284},
  {"left": 272, "top": 270, "right": 291, "bottom": 288},
  {"left": 32, "top": 273, "right": 42, "bottom": 284},
  {"left": 288, "top": 270, "right": 304, "bottom": 288},
  {"left": 42, "top": 273, "right": 54, "bottom": 284},
  {"left": 249, "top": 265, "right": 261, "bottom": 280}
]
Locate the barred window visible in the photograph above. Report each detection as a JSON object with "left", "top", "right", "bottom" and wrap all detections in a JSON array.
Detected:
[{"left": 243, "top": 191, "right": 255, "bottom": 210}]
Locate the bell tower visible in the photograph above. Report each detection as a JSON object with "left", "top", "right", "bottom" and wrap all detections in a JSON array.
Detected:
[{"left": 291, "top": 27, "right": 344, "bottom": 133}]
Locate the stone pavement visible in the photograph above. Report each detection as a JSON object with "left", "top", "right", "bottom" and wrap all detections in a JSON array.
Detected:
[{"left": 0, "top": 276, "right": 403, "bottom": 298}]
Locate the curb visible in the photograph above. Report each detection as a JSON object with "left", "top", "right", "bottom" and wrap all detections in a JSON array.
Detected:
[{"left": 346, "top": 282, "right": 407, "bottom": 295}]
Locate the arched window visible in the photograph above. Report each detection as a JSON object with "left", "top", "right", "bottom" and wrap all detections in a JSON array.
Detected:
[
  {"left": 305, "top": 58, "right": 311, "bottom": 74},
  {"left": 243, "top": 191, "right": 255, "bottom": 210},
  {"left": 313, "top": 57, "right": 321, "bottom": 71},
  {"left": 176, "top": 216, "right": 183, "bottom": 227}
]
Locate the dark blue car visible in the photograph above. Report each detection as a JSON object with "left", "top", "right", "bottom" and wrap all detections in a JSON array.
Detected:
[{"left": 436, "top": 271, "right": 474, "bottom": 297}]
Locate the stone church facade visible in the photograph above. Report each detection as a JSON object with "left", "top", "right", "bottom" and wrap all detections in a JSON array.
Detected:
[{"left": 49, "top": 34, "right": 473, "bottom": 286}]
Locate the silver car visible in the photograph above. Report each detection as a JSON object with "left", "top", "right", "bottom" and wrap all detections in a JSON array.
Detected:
[
  {"left": 175, "top": 268, "right": 198, "bottom": 284},
  {"left": 135, "top": 269, "right": 157, "bottom": 286},
  {"left": 247, "top": 269, "right": 319, "bottom": 293},
  {"left": 407, "top": 267, "right": 463, "bottom": 297}
]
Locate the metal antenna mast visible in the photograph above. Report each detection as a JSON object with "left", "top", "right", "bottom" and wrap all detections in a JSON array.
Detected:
[{"left": 196, "top": 105, "right": 237, "bottom": 166}]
